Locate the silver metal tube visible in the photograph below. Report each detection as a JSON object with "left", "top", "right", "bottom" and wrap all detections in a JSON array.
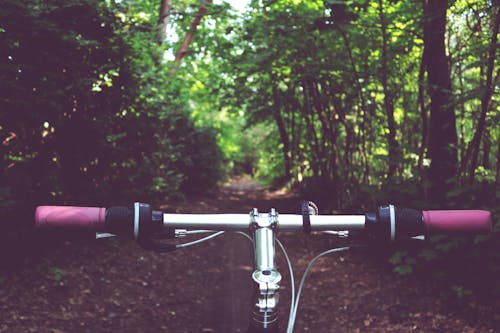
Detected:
[
  {"left": 163, "top": 213, "right": 365, "bottom": 231},
  {"left": 278, "top": 214, "right": 365, "bottom": 231},
  {"left": 163, "top": 214, "right": 250, "bottom": 230},
  {"left": 254, "top": 228, "right": 276, "bottom": 271}
]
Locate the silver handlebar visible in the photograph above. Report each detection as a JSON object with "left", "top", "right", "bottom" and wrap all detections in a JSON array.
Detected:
[{"left": 162, "top": 213, "right": 365, "bottom": 231}]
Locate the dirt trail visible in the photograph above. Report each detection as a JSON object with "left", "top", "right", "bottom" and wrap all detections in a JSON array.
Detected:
[
  {"left": 0, "top": 177, "right": 498, "bottom": 332},
  {"left": 168, "top": 176, "right": 301, "bottom": 332}
]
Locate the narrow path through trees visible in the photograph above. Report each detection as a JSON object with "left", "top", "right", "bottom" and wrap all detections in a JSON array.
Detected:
[{"left": 0, "top": 178, "right": 498, "bottom": 332}]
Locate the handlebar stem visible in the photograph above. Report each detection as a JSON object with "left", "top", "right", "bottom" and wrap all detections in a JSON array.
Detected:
[{"left": 249, "top": 208, "right": 281, "bottom": 330}]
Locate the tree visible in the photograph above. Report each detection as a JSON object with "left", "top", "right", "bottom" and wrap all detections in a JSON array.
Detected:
[
  {"left": 170, "top": 0, "right": 213, "bottom": 75},
  {"left": 0, "top": 0, "right": 223, "bottom": 230},
  {"left": 423, "top": 0, "right": 458, "bottom": 202},
  {"left": 378, "top": 0, "right": 400, "bottom": 179},
  {"left": 466, "top": 0, "right": 500, "bottom": 182},
  {"left": 158, "top": 0, "right": 173, "bottom": 43}
]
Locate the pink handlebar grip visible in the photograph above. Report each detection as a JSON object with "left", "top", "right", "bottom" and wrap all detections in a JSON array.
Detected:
[
  {"left": 423, "top": 210, "right": 492, "bottom": 234},
  {"left": 35, "top": 206, "right": 106, "bottom": 231}
]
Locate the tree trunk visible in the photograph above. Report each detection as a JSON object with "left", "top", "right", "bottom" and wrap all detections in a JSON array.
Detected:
[
  {"left": 271, "top": 77, "right": 293, "bottom": 182},
  {"left": 467, "top": 1, "right": 500, "bottom": 182},
  {"left": 308, "top": 80, "right": 337, "bottom": 179},
  {"left": 336, "top": 26, "right": 371, "bottom": 182},
  {"left": 457, "top": 45, "right": 467, "bottom": 166},
  {"left": 301, "top": 81, "right": 323, "bottom": 179},
  {"left": 158, "top": 0, "right": 172, "bottom": 43},
  {"left": 289, "top": 93, "right": 299, "bottom": 179},
  {"left": 423, "top": 0, "right": 458, "bottom": 202},
  {"left": 496, "top": 139, "right": 500, "bottom": 186},
  {"left": 274, "top": 110, "right": 293, "bottom": 181},
  {"left": 417, "top": 45, "right": 428, "bottom": 171},
  {"left": 482, "top": 133, "right": 491, "bottom": 169},
  {"left": 378, "top": 0, "right": 399, "bottom": 179},
  {"left": 170, "top": 0, "right": 212, "bottom": 76}
]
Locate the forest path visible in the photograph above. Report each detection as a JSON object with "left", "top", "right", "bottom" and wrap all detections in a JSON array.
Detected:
[
  {"left": 162, "top": 177, "right": 298, "bottom": 332},
  {"left": 159, "top": 176, "right": 497, "bottom": 333},
  {"left": 164, "top": 176, "right": 302, "bottom": 332},
  {"left": 0, "top": 177, "right": 497, "bottom": 332}
]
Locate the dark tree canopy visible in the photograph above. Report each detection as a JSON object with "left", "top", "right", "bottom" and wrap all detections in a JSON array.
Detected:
[{"left": 0, "top": 0, "right": 221, "bottom": 228}]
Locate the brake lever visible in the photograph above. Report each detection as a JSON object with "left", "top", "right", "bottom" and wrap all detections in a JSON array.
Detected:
[
  {"left": 96, "top": 232, "right": 116, "bottom": 239},
  {"left": 322, "top": 230, "right": 349, "bottom": 238}
]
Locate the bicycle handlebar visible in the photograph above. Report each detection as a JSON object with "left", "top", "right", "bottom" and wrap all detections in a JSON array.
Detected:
[
  {"left": 34, "top": 203, "right": 493, "bottom": 333},
  {"left": 36, "top": 206, "right": 107, "bottom": 230},
  {"left": 35, "top": 204, "right": 492, "bottom": 248},
  {"left": 423, "top": 210, "right": 491, "bottom": 233}
]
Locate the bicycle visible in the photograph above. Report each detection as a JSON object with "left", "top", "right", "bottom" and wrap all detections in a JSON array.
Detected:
[{"left": 35, "top": 202, "right": 492, "bottom": 332}]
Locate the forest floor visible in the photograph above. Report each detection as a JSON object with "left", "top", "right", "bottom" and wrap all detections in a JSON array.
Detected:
[{"left": 0, "top": 176, "right": 499, "bottom": 332}]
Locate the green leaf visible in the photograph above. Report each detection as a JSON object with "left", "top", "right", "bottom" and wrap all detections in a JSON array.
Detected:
[
  {"left": 324, "top": 0, "right": 347, "bottom": 4},
  {"left": 389, "top": 251, "right": 407, "bottom": 264},
  {"left": 48, "top": 267, "right": 66, "bottom": 281},
  {"left": 451, "top": 285, "right": 473, "bottom": 299},
  {"left": 394, "top": 264, "right": 413, "bottom": 276},
  {"left": 105, "top": 132, "right": 127, "bottom": 143},
  {"left": 418, "top": 249, "right": 437, "bottom": 261}
]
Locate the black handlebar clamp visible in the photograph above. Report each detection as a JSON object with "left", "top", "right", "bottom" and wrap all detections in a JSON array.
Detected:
[
  {"left": 135, "top": 203, "right": 176, "bottom": 253},
  {"left": 301, "top": 201, "right": 319, "bottom": 233},
  {"left": 105, "top": 203, "right": 175, "bottom": 252},
  {"left": 365, "top": 205, "right": 425, "bottom": 241}
]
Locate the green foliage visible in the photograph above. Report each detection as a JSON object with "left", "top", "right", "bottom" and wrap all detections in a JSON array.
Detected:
[
  {"left": 139, "top": 0, "right": 500, "bottom": 299},
  {"left": 197, "top": 0, "right": 498, "bottom": 210},
  {"left": 393, "top": 265, "right": 413, "bottom": 276},
  {"left": 195, "top": 1, "right": 498, "bottom": 297},
  {"left": 48, "top": 267, "right": 66, "bottom": 282},
  {"left": 451, "top": 285, "right": 473, "bottom": 299},
  {"left": 0, "top": 0, "right": 498, "bottom": 298},
  {"left": 389, "top": 251, "right": 416, "bottom": 276},
  {"left": 0, "top": 0, "right": 223, "bottom": 235}
]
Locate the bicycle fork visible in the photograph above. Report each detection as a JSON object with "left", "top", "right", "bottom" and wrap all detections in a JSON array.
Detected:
[{"left": 248, "top": 208, "right": 282, "bottom": 333}]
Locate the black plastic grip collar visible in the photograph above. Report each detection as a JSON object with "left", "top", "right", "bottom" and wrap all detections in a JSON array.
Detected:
[
  {"left": 301, "top": 201, "right": 312, "bottom": 233},
  {"left": 136, "top": 203, "right": 176, "bottom": 253},
  {"left": 365, "top": 206, "right": 424, "bottom": 241},
  {"left": 105, "top": 206, "right": 134, "bottom": 238},
  {"left": 393, "top": 207, "right": 423, "bottom": 238},
  {"left": 301, "top": 201, "right": 319, "bottom": 233},
  {"left": 105, "top": 204, "right": 175, "bottom": 252}
]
